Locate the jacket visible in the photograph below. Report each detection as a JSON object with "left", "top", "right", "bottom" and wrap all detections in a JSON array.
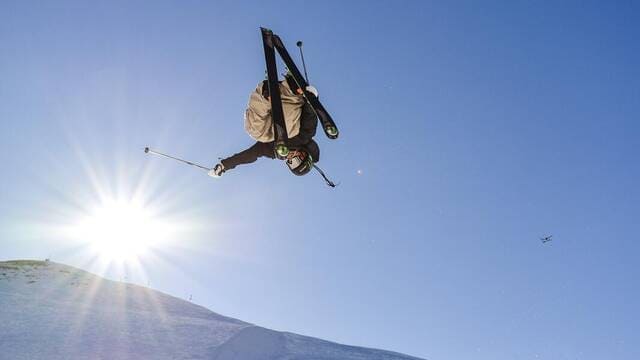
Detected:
[
  {"left": 244, "top": 80, "right": 305, "bottom": 142},
  {"left": 221, "top": 101, "right": 319, "bottom": 171}
]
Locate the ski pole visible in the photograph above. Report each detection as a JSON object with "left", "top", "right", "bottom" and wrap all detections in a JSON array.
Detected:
[
  {"left": 144, "top": 147, "right": 211, "bottom": 171},
  {"left": 313, "top": 164, "right": 338, "bottom": 188},
  {"left": 296, "top": 41, "right": 309, "bottom": 83}
]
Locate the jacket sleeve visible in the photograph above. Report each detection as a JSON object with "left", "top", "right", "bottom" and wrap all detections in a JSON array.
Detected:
[
  {"left": 221, "top": 142, "right": 275, "bottom": 170},
  {"left": 287, "top": 102, "right": 318, "bottom": 147}
]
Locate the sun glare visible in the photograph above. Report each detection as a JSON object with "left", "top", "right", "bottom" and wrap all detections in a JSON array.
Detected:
[{"left": 71, "top": 199, "right": 167, "bottom": 262}]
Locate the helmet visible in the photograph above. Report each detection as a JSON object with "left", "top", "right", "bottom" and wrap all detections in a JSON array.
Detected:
[{"left": 285, "top": 149, "right": 313, "bottom": 176}]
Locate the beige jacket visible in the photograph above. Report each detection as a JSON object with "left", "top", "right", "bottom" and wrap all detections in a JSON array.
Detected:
[{"left": 244, "top": 80, "right": 305, "bottom": 142}]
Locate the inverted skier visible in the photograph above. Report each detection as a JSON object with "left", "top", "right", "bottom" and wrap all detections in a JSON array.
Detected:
[
  {"left": 208, "top": 28, "right": 338, "bottom": 186},
  {"left": 208, "top": 74, "right": 321, "bottom": 178},
  {"left": 145, "top": 29, "right": 338, "bottom": 186}
]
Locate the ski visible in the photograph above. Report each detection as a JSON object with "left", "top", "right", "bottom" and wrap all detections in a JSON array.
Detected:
[
  {"left": 261, "top": 27, "right": 290, "bottom": 159},
  {"left": 270, "top": 33, "right": 339, "bottom": 140}
]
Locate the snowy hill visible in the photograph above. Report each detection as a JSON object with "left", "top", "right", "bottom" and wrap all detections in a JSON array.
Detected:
[{"left": 0, "top": 260, "right": 424, "bottom": 360}]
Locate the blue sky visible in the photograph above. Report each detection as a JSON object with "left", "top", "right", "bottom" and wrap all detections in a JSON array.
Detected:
[{"left": 1, "top": 1, "right": 638, "bottom": 359}]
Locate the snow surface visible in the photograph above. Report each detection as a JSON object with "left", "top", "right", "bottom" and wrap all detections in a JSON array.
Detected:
[{"left": 0, "top": 260, "right": 424, "bottom": 360}]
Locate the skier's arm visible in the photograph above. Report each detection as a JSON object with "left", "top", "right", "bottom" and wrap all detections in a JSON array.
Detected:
[
  {"left": 221, "top": 142, "right": 275, "bottom": 170},
  {"left": 287, "top": 102, "right": 318, "bottom": 147}
]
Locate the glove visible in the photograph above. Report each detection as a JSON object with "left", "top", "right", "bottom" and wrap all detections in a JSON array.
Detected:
[
  {"left": 305, "top": 85, "right": 319, "bottom": 98},
  {"left": 208, "top": 163, "right": 225, "bottom": 178}
]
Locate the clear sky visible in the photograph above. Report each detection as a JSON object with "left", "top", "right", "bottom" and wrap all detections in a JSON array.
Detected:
[{"left": 1, "top": 1, "right": 638, "bottom": 359}]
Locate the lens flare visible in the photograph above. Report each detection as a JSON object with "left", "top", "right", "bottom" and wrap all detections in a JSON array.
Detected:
[{"left": 70, "top": 199, "right": 169, "bottom": 262}]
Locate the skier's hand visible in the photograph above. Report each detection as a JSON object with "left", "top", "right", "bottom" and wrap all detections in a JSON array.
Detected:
[
  {"left": 305, "top": 85, "right": 319, "bottom": 98},
  {"left": 208, "top": 163, "right": 225, "bottom": 178}
]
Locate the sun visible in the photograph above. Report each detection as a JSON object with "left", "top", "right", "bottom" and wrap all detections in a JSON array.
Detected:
[{"left": 71, "top": 199, "right": 166, "bottom": 262}]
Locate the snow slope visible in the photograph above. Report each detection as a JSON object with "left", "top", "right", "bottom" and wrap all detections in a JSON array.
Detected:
[{"left": 0, "top": 260, "right": 424, "bottom": 360}]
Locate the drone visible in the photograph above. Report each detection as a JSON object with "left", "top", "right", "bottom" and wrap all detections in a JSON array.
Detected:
[{"left": 540, "top": 235, "right": 553, "bottom": 244}]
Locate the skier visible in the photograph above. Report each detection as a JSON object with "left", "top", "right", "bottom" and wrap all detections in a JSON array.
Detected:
[
  {"left": 143, "top": 28, "right": 338, "bottom": 186},
  {"left": 208, "top": 75, "right": 321, "bottom": 178}
]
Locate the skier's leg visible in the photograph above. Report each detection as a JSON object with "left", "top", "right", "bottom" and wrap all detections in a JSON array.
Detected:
[{"left": 287, "top": 102, "right": 317, "bottom": 147}]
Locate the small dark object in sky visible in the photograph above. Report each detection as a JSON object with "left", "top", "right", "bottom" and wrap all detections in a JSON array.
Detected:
[{"left": 541, "top": 235, "right": 553, "bottom": 243}]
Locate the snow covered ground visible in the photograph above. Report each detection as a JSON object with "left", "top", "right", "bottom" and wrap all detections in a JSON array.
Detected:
[{"left": 0, "top": 260, "right": 424, "bottom": 360}]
